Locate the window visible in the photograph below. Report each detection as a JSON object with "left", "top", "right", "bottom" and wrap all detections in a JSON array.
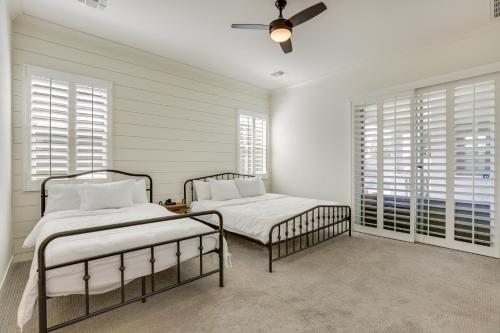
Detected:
[
  {"left": 353, "top": 73, "right": 499, "bottom": 257},
  {"left": 238, "top": 111, "right": 268, "bottom": 176},
  {"left": 25, "top": 66, "right": 112, "bottom": 190}
]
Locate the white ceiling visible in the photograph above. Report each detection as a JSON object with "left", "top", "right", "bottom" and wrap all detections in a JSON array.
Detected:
[{"left": 13, "top": 0, "right": 496, "bottom": 90}]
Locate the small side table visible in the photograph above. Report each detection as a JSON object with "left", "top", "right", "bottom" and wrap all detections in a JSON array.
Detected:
[{"left": 163, "top": 203, "right": 188, "bottom": 214}]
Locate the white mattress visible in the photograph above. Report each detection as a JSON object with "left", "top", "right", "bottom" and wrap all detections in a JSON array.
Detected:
[
  {"left": 18, "top": 203, "right": 230, "bottom": 330},
  {"left": 190, "top": 193, "right": 336, "bottom": 244}
]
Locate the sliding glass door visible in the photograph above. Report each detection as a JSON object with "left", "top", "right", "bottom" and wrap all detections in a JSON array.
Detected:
[{"left": 353, "top": 73, "right": 500, "bottom": 257}]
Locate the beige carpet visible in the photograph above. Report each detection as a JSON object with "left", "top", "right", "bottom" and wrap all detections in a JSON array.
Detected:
[{"left": 1, "top": 233, "right": 500, "bottom": 333}]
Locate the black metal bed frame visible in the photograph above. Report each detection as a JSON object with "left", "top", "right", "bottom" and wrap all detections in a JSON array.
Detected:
[
  {"left": 183, "top": 173, "right": 351, "bottom": 272},
  {"left": 38, "top": 170, "right": 224, "bottom": 333}
]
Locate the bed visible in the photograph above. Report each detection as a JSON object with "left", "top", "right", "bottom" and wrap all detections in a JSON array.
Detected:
[
  {"left": 18, "top": 170, "right": 229, "bottom": 333},
  {"left": 184, "top": 173, "right": 351, "bottom": 272}
]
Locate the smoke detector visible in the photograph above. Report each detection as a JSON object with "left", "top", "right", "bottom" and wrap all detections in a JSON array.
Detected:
[
  {"left": 77, "top": 0, "right": 110, "bottom": 10},
  {"left": 492, "top": 0, "right": 500, "bottom": 20}
]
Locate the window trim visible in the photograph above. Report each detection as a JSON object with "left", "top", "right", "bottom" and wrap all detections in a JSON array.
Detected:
[
  {"left": 236, "top": 110, "right": 270, "bottom": 178},
  {"left": 23, "top": 65, "right": 113, "bottom": 191},
  {"left": 350, "top": 62, "right": 500, "bottom": 103}
]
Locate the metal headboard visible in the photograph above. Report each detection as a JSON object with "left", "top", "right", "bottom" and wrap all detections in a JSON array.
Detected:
[
  {"left": 183, "top": 172, "right": 255, "bottom": 205},
  {"left": 41, "top": 169, "right": 153, "bottom": 216}
]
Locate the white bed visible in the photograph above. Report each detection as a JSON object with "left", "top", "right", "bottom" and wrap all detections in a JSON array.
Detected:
[
  {"left": 18, "top": 203, "right": 230, "bottom": 330},
  {"left": 190, "top": 193, "right": 336, "bottom": 244}
]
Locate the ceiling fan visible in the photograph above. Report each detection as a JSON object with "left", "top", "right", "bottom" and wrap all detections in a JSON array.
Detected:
[{"left": 231, "top": 0, "right": 327, "bottom": 54}]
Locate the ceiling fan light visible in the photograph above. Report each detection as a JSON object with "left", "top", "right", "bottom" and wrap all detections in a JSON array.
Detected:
[{"left": 270, "top": 28, "right": 291, "bottom": 43}]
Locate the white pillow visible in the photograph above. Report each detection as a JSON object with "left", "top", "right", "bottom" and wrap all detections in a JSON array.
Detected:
[
  {"left": 234, "top": 177, "right": 266, "bottom": 197},
  {"left": 80, "top": 180, "right": 135, "bottom": 210},
  {"left": 193, "top": 180, "right": 211, "bottom": 201},
  {"left": 133, "top": 179, "right": 149, "bottom": 203},
  {"left": 45, "top": 183, "right": 86, "bottom": 214},
  {"left": 209, "top": 179, "right": 241, "bottom": 201}
]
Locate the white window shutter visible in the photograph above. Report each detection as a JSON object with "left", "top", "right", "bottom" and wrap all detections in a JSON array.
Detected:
[
  {"left": 453, "top": 80, "right": 496, "bottom": 247},
  {"left": 76, "top": 84, "right": 109, "bottom": 177},
  {"left": 254, "top": 117, "right": 267, "bottom": 175},
  {"left": 382, "top": 95, "right": 412, "bottom": 234},
  {"left": 29, "top": 75, "right": 70, "bottom": 182},
  {"left": 353, "top": 103, "right": 378, "bottom": 228},
  {"left": 238, "top": 112, "right": 267, "bottom": 176},
  {"left": 415, "top": 88, "right": 447, "bottom": 238},
  {"left": 239, "top": 114, "right": 254, "bottom": 174},
  {"left": 25, "top": 66, "right": 112, "bottom": 190}
]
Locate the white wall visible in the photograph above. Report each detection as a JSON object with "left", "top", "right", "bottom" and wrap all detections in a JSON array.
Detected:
[
  {"left": 271, "top": 23, "right": 500, "bottom": 204},
  {"left": 0, "top": 0, "right": 13, "bottom": 286},
  {"left": 12, "top": 15, "right": 271, "bottom": 261}
]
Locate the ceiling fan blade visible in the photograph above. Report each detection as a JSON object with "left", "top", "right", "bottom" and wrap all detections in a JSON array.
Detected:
[
  {"left": 287, "top": 2, "right": 327, "bottom": 27},
  {"left": 280, "top": 39, "right": 293, "bottom": 54},
  {"left": 231, "top": 24, "right": 269, "bottom": 30}
]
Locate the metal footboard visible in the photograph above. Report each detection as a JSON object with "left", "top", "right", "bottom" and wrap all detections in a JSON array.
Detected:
[
  {"left": 38, "top": 211, "right": 224, "bottom": 333},
  {"left": 267, "top": 205, "right": 351, "bottom": 272}
]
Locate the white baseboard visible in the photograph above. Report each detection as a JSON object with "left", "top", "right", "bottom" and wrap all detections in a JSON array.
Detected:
[
  {"left": 13, "top": 252, "right": 34, "bottom": 263},
  {"left": 0, "top": 256, "right": 13, "bottom": 291}
]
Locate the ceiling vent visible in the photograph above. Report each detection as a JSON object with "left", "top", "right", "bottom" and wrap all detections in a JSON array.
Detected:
[
  {"left": 270, "top": 70, "right": 286, "bottom": 78},
  {"left": 77, "top": 0, "right": 110, "bottom": 10},
  {"left": 492, "top": 0, "right": 500, "bottom": 20}
]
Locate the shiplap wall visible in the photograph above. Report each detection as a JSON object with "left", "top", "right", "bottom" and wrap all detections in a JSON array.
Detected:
[{"left": 12, "top": 15, "right": 271, "bottom": 261}]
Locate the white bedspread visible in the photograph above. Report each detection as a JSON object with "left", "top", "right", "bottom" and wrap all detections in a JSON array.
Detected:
[
  {"left": 18, "top": 203, "right": 230, "bottom": 330},
  {"left": 190, "top": 193, "right": 336, "bottom": 244}
]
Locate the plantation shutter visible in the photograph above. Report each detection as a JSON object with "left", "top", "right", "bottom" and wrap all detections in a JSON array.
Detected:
[
  {"left": 453, "top": 79, "right": 496, "bottom": 247},
  {"left": 25, "top": 66, "right": 112, "bottom": 190},
  {"left": 239, "top": 114, "right": 254, "bottom": 174},
  {"left": 382, "top": 95, "right": 412, "bottom": 234},
  {"left": 415, "top": 88, "right": 447, "bottom": 238},
  {"left": 29, "top": 75, "right": 69, "bottom": 181},
  {"left": 353, "top": 103, "right": 378, "bottom": 228},
  {"left": 238, "top": 112, "right": 268, "bottom": 176},
  {"left": 76, "top": 84, "right": 109, "bottom": 177},
  {"left": 254, "top": 117, "right": 267, "bottom": 175}
]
